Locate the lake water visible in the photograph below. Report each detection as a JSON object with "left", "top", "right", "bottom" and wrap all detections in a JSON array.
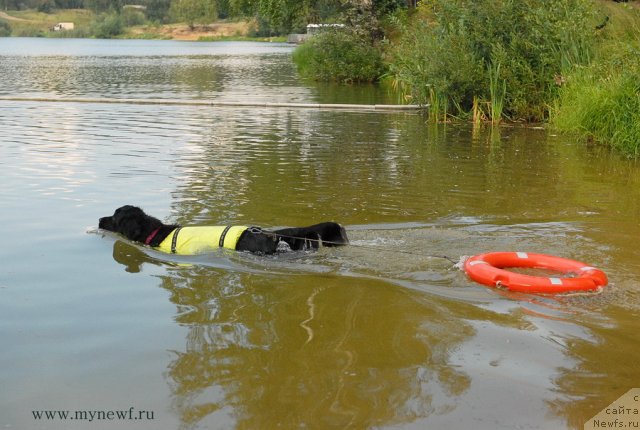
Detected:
[{"left": 1, "top": 38, "right": 640, "bottom": 430}]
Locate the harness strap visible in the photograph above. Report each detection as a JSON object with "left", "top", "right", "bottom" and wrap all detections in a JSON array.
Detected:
[
  {"left": 171, "top": 227, "right": 183, "bottom": 254},
  {"left": 218, "top": 225, "right": 233, "bottom": 248}
]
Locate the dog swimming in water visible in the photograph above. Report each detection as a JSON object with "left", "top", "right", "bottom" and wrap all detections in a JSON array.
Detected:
[{"left": 99, "top": 205, "right": 348, "bottom": 255}]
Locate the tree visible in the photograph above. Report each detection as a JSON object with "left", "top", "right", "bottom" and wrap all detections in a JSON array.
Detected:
[
  {"left": 171, "top": 0, "right": 217, "bottom": 29},
  {"left": 144, "top": 0, "right": 172, "bottom": 22},
  {"left": 38, "top": 0, "right": 58, "bottom": 12},
  {"left": 228, "top": 0, "right": 255, "bottom": 17},
  {"left": 257, "top": 0, "right": 310, "bottom": 34},
  {"left": 58, "top": 0, "right": 85, "bottom": 8},
  {"left": 85, "top": 0, "right": 123, "bottom": 13},
  {"left": 1, "top": 0, "right": 21, "bottom": 10}
]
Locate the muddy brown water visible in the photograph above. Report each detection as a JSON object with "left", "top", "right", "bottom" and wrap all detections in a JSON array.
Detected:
[{"left": 1, "top": 38, "right": 640, "bottom": 430}]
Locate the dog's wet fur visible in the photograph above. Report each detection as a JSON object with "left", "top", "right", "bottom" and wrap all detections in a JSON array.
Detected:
[{"left": 99, "top": 205, "right": 348, "bottom": 254}]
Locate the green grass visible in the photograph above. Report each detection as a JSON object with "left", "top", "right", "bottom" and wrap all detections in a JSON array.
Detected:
[
  {"left": 551, "top": 1, "right": 640, "bottom": 157},
  {"left": 594, "top": 0, "right": 640, "bottom": 40},
  {"left": 2, "top": 9, "right": 92, "bottom": 36},
  {"left": 552, "top": 51, "right": 640, "bottom": 157},
  {"left": 5, "top": 9, "right": 93, "bottom": 35},
  {"left": 8, "top": 8, "right": 92, "bottom": 23}
]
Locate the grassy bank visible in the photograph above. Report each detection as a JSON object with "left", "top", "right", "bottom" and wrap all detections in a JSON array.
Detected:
[
  {"left": 375, "top": 0, "right": 640, "bottom": 156},
  {"left": 293, "top": 0, "right": 636, "bottom": 137},
  {"left": 386, "top": 0, "right": 595, "bottom": 123},
  {"left": 0, "top": 9, "right": 93, "bottom": 37},
  {"left": 551, "top": 1, "right": 640, "bottom": 157}
]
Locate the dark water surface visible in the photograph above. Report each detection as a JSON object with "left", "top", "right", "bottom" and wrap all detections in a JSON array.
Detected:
[{"left": 1, "top": 38, "right": 640, "bottom": 430}]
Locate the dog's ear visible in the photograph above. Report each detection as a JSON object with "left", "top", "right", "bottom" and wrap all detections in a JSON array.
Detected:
[{"left": 118, "top": 217, "right": 144, "bottom": 241}]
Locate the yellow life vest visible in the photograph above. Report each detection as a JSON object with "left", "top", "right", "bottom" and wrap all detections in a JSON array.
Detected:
[{"left": 156, "top": 226, "right": 248, "bottom": 255}]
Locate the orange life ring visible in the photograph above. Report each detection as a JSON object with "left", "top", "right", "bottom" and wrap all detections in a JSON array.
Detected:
[{"left": 464, "top": 252, "right": 608, "bottom": 293}]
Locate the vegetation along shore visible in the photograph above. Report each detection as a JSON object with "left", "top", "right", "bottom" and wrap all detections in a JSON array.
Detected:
[{"left": 1, "top": 0, "right": 639, "bottom": 156}]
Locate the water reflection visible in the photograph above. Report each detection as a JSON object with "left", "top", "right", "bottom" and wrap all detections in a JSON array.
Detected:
[
  {"left": 2, "top": 54, "right": 293, "bottom": 101},
  {"left": 4, "top": 39, "right": 640, "bottom": 428},
  {"left": 111, "top": 240, "right": 153, "bottom": 273},
  {"left": 0, "top": 38, "right": 396, "bottom": 104},
  {"left": 81, "top": 105, "right": 640, "bottom": 427},
  {"left": 104, "top": 221, "right": 613, "bottom": 429},
  {"left": 159, "top": 266, "right": 473, "bottom": 429},
  {"left": 551, "top": 307, "right": 640, "bottom": 429}
]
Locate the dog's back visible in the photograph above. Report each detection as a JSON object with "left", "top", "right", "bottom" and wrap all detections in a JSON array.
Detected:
[
  {"left": 156, "top": 226, "right": 248, "bottom": 254},
  {"left": 99, "top": 205, "right": 348, "bottom": 255}
]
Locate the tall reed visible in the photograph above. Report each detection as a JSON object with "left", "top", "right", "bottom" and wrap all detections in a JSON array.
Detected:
[
  {"left": 387, "top": 0, "right": 595, "bottom": 122},
  {"left": 428, "top": 87, "right": 448, "bottom": 122},
  {"left": 487, "top": 61, "right": 506, "bottom": 124}
]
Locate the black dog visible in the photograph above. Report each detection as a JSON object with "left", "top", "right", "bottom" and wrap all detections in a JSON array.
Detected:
[{"left": 99, "top": 205, "right": 348, "bottom": 255}]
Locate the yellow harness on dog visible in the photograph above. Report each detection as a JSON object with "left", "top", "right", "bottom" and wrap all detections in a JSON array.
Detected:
[{"left": 155, "top": 226, "right": 248, "bottom": 254}]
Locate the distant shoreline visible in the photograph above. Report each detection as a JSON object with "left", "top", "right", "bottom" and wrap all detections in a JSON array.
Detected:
[{"left": 0, "top": 9, "right": 287, "bottom": 41}]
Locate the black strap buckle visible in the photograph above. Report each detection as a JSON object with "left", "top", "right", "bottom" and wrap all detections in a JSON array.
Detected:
[
  {"left": 171, "top": 227, "right": 183, "bottom": 254},
  {"left": 218, "top": 225, "right": 233, "bottom": 248}
]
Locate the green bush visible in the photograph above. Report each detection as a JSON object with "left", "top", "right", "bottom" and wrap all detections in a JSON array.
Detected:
[
  {"left": 13, "top": 25, "right": 46, "bottom": 37},
  {"left": 247, "top": 16, "right": 273, "bottom": 37},
  {"left": 388, "top": 0, "right": 595, "bottom": 121},
  {"left": 122, "top": 9, "right": 146, "bottom": 27},
  {"left": 91, "top": 13, "right": 123, "bottom": 38},
  {"left": 0, "top": 20, "right": 11, "bottom": 37},
  {"left": 292, "top": 30, "right": 386, "bottom": 83},
  {"left": 37, "top": 0, "right": 56, "bottom": 13}
]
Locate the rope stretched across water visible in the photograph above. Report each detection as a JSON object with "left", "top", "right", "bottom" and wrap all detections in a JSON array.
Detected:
[{"left": 268, "top": 231, "right": 458, "bottom": 264}]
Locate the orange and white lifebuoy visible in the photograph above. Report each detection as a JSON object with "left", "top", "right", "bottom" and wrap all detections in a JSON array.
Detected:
[{"left": 464, "top": 252, "right": 608, "bottom": 293}]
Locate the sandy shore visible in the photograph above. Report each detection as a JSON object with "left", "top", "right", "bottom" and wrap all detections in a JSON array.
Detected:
[{"left": 129, "top": 21, "right": 254, "bottom": 41}]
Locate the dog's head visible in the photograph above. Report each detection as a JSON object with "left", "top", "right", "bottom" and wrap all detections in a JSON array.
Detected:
[{"left": 99, "top": 205, "right": 163, "bottom": 243}]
